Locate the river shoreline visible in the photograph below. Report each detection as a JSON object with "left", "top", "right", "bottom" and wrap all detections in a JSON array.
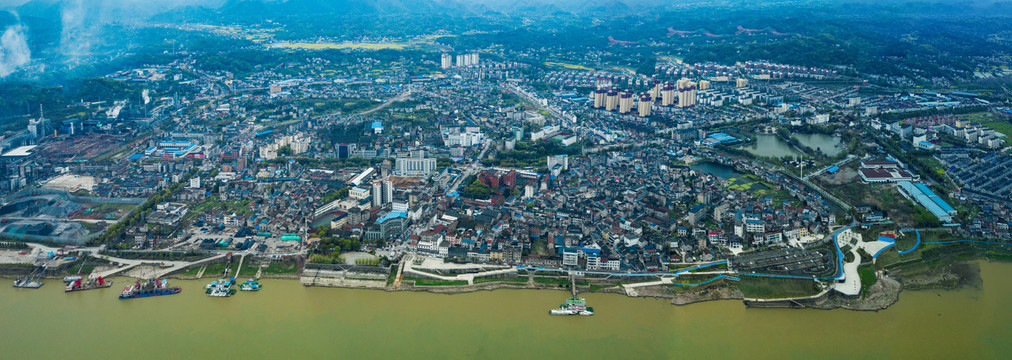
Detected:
[{"left": 1, "top": 259, "right": 993, "bottom": 310}]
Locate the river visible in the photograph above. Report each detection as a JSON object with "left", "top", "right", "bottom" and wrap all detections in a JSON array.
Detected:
[{"left": 4, "top": 261, "right": 1012, "bottom": 359}]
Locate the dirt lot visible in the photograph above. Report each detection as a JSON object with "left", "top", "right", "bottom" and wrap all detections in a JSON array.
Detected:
[{"left": 42, "top": 174, "right": 97, "bottom": 193}]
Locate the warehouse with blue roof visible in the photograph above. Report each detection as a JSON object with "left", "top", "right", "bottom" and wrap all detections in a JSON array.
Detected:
[{"left": 897, "top": 181, "right": 956, "bottom": 222}]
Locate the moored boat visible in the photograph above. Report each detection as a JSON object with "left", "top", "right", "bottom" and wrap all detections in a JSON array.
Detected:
[
  {"left": 13, "top": 277, "right": 44, "bottom": 288},
  {"left": 13, "top": 265, "right": 47, "bottom": 289},
  {"left": 549, "top": 296, "right": 594, "bottom": 316},
  {"left": 65, "top": 276, "right": 113, "bottom": 292},
  {"left": 239, "top": 278, "right": 262, "bottom": 291},
  {"left": 206, "top": 279, "right": 236, "bottom": 297},
  {"left": 119, "top": 278, "right": 181, "bottom": 299}
]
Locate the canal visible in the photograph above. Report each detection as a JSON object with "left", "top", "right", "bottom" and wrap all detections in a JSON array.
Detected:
[{"left": 3, "top": 261, "right": 1012, "bottom": 359}]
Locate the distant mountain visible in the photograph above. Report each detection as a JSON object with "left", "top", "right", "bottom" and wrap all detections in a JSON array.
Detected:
[
  {"left": 214, "top": 0, "right": 452, "bottom": 17},
  {"left": 156, "top": 0, "right": 678, "bottom": 22}
]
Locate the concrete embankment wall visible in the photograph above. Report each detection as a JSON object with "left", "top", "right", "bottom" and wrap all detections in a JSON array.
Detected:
[
  {"left": 0, "top": 265, "right": 34, "bottom": 276},
  {"left": 301, "top": 265, "right": 389, "bottom": 289}
]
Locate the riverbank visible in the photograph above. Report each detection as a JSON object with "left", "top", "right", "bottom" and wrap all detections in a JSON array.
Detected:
[
  {"left": 7, "top": 264, "right": 1012, "bottom": 359},
  {"left": 0, "top": 257, "right": 994, "bottom": 311},
  {"left": 311, "top": 257, "right": 994, "bottom": 311}
]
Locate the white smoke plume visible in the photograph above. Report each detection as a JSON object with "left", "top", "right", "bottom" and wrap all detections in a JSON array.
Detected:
[
  {"left": 55, "top": 0, "right": 226, "bottom": 64},
  {"left": 0, "top": 23, "right": 30, "bottom": 77},
  {"left": 59, "top": 0, "right": 89, "bottom": 63}
]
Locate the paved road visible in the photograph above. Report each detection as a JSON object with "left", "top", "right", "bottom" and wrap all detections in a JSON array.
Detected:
[{"left": 446, "top": 140, "right": 492, "bottom": 196}]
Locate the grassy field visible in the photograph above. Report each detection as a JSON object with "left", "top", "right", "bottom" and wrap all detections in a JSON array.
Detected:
[
  {"left": 534, "top": 277, "right": 588, "bottom": 286},
  {"left": 182, "top": 266, "right": 202, "bottom": 277},
  {"left": 238, "top": 262, "right": 261, "bottom": 277},
  {"left": 404, "top": 277, "right": 468, "bottom": 286},
  {"left": 822, "top": 181, "right": 919, "bottom": 225},
  {"left": 472, "top": 276, "right": 527, "bottom": 284},
  {"left": 185, "top": 196, "right": 255, "bottom": 221},
  {"left": 387, "top": 267, "right": 397, "bottom": 286},
  {"left": 874, "top": 230, "right": 988, "bottom": 270},
  {"left": 981, "top": 121, "right": 1012, "bottom": 146},
  {"left": 738, "top": 275, "right": 821, "bottom": 299},
  {"left": 259, "top": 260, "right": 299, "bottom": 275},
  {"left": 544, "top": 62, "right": 594, "bottom": 71},
  {"left": 957, "top": 111, "right": 1001, "bottom": 123},
  {"left": 858, "top": 265, "right": 877, "bottom": 297},
  {"left": 75, "top": 202, "right": 135, "bottom": 221},
  {"left": 272, "top": 42, "right": 408, "bottom": 50},
  {"left": 201, "top": 262, "right": 234, "bottom": 279}
]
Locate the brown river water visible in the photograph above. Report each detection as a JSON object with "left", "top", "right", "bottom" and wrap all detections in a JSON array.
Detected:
[{"left": 2, "top": 261, "right": 1011, "bottom": 359}]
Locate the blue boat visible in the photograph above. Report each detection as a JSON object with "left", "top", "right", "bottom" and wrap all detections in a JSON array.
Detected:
[{"left": 119, "top": 279, "right": 181, "bottom": 300}]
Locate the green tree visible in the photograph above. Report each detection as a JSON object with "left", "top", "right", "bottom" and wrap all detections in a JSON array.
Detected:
[{"left": 462, "top": 180, "right": 492, "bottom": 199}]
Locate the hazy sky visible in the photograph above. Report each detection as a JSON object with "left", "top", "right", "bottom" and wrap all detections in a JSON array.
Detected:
[{"left": 0, "top": 0, "right": 226, "bottom": 10}]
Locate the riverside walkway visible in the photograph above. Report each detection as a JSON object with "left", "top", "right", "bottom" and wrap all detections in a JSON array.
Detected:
[{"left": 402, "top": 256, "right": 516, "bottom": 285}]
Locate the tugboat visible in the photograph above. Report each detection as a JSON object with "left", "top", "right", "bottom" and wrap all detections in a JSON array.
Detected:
[
  {"left": 549, "top": 296, "right": 594, "bottom": 316},
  {"left": 65, "top": 276, "right": 113, "bottom": 292},
  {"left": 239, "top": 278, "right": 262, "bottom": 291},
  {"left": 119, "top": 278, "right": 181, "bottom": 299},
  {"left": 205, "top": 278, "right": 236, "bottom": 297}
]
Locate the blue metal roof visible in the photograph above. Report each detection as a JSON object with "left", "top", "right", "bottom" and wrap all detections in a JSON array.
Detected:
[
  {"left": 899, "top": 181, "right": 953, "bottom": 220},
  {"left": 914, "top": 183, "right": 956, "bottom": 214}
]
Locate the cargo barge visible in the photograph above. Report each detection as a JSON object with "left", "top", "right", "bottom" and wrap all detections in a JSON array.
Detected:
[
  {"left": 13, "top": 264, "right": 47, "bottom": 289},
  {"left": 65, "top": 276, "right": 113, "bottom": 292},
  {"left": 119, "top": 279, "right": 181, "bottom": 299}
]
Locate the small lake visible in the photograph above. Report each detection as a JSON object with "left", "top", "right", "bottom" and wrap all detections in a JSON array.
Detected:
[
  {"left": 690, "top": 161, "right": 742, "bottom": 179},
  {"left": 793, "top": 133, "right": 844, "bottom": 156},
  {"left": 739, "top": 134, "right": 844, "bottom": 158},
  {"left": 739, "top": 134, "right": 803, "bottom": 158}
]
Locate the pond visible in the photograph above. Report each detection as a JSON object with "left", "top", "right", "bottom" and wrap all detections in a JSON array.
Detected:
[
  {"left": 739, "top": 134, "right": 803, "bottom": 158},
  {"left": 792, "top": 133, "right": 844, "bottom": 156},
  {"left": 739, "top": 134, "right": 844, "bottom": 158},
  {"left": 690, "top": 161, "right": 742, "bottom": 179}
]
